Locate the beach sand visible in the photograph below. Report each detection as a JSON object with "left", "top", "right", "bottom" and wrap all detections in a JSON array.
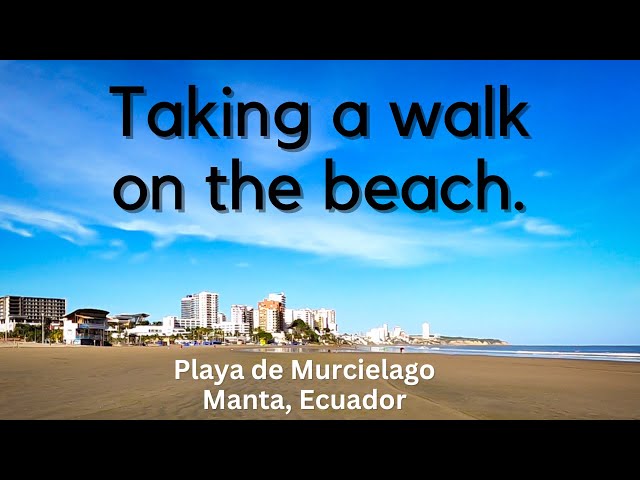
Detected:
[{"left": 1, "top": 344, "right": 639, "bottom": 419}]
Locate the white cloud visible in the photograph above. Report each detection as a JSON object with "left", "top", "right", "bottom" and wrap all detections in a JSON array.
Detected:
[
  {"left": 0, "top": 199, "right": 96, "bottom": 244},
  {"left": 131, "top": 252, "right": 150, "bottom": 263},
  {"left": 498, "top": 215, "right": 571, "bottom": 237},
  {"left": 533, "top": 170, "right": 552, "bottom": 178},
  {"left": 235, "top": 262, "right": 250, "bottom": 268},
  {"left": 98, "top": 250, "right": 121, "bottom": 260},
  {"left": 98, "top": 239, "right": 126, "bottom": 260}
]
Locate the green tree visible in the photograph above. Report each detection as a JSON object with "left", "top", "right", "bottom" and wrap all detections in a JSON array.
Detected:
[
  {"left": 50, "top": 329, "right": 63, "bottom": 343},
  {"left": 288, "top": 319, "right": 320, "bottom": 344},
  {"left": 254, "top": 327, "right": 273, "bottom": 344}
]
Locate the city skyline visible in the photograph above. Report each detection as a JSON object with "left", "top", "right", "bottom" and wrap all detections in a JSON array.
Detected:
[
  {"left": 0, "top": 290, "right": 338, "bottom": 336},
  {"left": 0, "top": 60, "right": 638, "bottom": 345}
]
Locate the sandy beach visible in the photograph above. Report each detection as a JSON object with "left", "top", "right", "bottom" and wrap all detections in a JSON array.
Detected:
[{"left": 1, "top": 344, "right": 639, "bottom": 419}]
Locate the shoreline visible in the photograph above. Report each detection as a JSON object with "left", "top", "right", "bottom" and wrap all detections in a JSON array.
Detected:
[
  {"left": 1, "top": 346, "right": 639, "bottom": 419},
  {"left": 3, "top": 342, "right": 640, "bottom": 364}
]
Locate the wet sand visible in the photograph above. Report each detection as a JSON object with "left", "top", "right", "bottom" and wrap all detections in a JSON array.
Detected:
[{"left": 1, "top": 344, "right": 639, "bottom": 419}]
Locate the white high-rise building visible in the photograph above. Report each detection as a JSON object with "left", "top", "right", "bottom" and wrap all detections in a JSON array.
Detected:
[
  {"left": 284, "top": 307, "right": 337, "bottom": 333},
  {"left": 313, "top": 308, "right": 337, "bottom": 333},
  {"left": 422, "top": 322, "right": 430, "bottom": 339},
  {"left": 231, "top": 305, "right": 255, "bottom": 330},
  {"left": 285, "top": 308, "right": 314, "bottom": 330},
  {"left": 217, "top": 313, "right": 226, "bottom": 323},
  {"left": 180, "top": 292, "right": 219, "bottom": 329},
  {"left": 366, "top": 325, "right": 388, "bottom": 344},
  {"left": 252, "top": 309, "right": 260, "bottom": 332},
  {"left": 162, "top": 315, "right": 177, "bottom": 334}
]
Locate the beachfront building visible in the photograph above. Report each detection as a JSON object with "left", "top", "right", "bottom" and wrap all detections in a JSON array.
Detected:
[
  {"left": 284, "top": 307, "right": 337, "bottom": 333},
  {"left": 107, "top": 313, "right": 149, "bottom": 337},
  {"left": 390, "top": 326, "right": 410, "bottom": 341},
  {"left": 285, "top": 308, "right": 314, "bottom": 330},
  {"left": 62, "top": 308, "right": 109, "bottom": 346},
  {"left": 268, "top": 292, "right": 286, "bottom": 310},
  {"left": 0, "top": 295, "right": 66, "bottom": 333},
  {"left": 422, "top": 322, "right": 430, "bottom": 339},
  {"left": 175, "top": 317, "right": 201, "bottom": 329},
  {"left": 215, "top": 320, "right": 251, "bottom": 335},
  {"left": 231, "top": 305, "right": 254, "bottom": 329},
  {"left": 125, "top": 316, "right": 188, "bottom": 337},
  {"left": 161, "top": 316, "right": 178, "bottom": 333},
  {"left": 181, "top": 291, "right": 218, "bottom": 328},
  {"left": 217, "top": 313, "right": 226, "bottom": 323},
  {"left": 253, "top": 309, "right": 260, "bottom": 332},
  {"left": 126, "top": 324, "right": 166, "bottom": 337},
  {"left": 313, "top": 308, "right": 337, "bottom": 333},
  {"left": 366, "top": 323, "right": 389, "bottom": 344},
  {"left": 109, "top": 313, "right": 149, "bottom": 328},
  {"left": 258, "top": 299, "right": 284, "bottom": 333}
]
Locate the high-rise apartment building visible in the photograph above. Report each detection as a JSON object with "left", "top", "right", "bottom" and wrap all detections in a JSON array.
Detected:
[
  {"left": 252, "top": 309, "right": 260, "bottom": 332},
  {"left": 180, "top": 292, "right": 218, "bottom": 328},
  {"left": 231, "top": 304, "right": 255, "bottom": 330},
  {"left": 284, "top": 308, "right": 314, "bottom": 330},
  {"left": 422, "top": 322, "right": 430, "bottom": 339},
  {"left": 284, "top": 307, "right": 337, "bottom": 333},
  {"left": 268, "top": 292, "right": 286, "bottom": 310},
  {"left": 258, "top": 299, "right": 284, "bottom": 333},
  {"left": 313, "top": 308, "right": 337, "bottom": 332},
  {"left": 0, "top": 295, "right": 66, "bottom": 332}
]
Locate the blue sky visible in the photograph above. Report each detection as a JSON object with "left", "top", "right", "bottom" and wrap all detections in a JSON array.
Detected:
[{"left": 0, "top": 60, "right": 638, "bottom": 344}]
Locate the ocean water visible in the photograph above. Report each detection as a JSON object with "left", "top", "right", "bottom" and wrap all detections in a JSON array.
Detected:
[
  {"left": 244, "top": 345, "right": 640, "bottom": 362},
  {"left": 358, "top": 344, "right": 640, "bottom": 363}
]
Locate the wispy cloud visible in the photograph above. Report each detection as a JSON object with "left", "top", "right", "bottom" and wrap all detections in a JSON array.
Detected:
[
  {"left": 498, "top": 215, "right": 571, "bottom": 237},
  {"left": 0, "top": 220, "right": 33, "bottom": 238},
  {"left": 98, "top": 239, "right": 126, "bottom": 260},
  {"left": 131, "top": 252, "right": 150, "bottom": 264},
  {"left": 533, "top": 170, "right": 552, "bottom": 178},
  {"left": 0, "top": 199, "right": 97, "bottom": 244},
  {"left": 109, "top": 206, "right": 563, "bottom": 266},
  {"left": 235, "top": 262, "right": 250, "bottom": 268}
]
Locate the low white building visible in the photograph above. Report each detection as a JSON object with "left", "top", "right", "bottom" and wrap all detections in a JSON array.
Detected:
[
  {"left": 124, "top": 316, "right": 187, "bottom": 337},
  {"left": 214, "top": 320, "right": 250, "bottom": 335},
  {"left": 175, "top": 317, "right": 201, "bottom": 330},
  {"left": 62, "top": 308, "right": 109, "bottom": 346},
  {"left": 125, "top": 325, "right": 166, "bottom": 337}
]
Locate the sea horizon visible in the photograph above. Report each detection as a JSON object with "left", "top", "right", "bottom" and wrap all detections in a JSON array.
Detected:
[{"left": 354, "top": 344, "right": 640, "bottom": 363}]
